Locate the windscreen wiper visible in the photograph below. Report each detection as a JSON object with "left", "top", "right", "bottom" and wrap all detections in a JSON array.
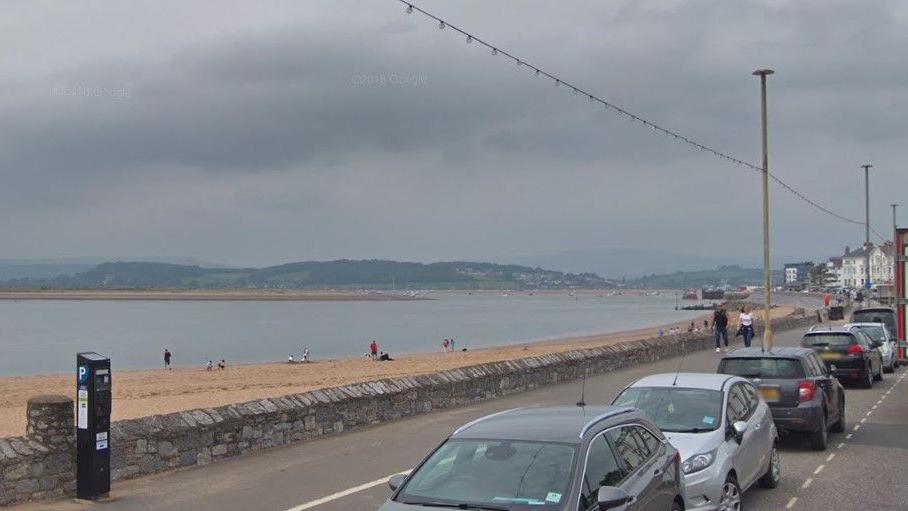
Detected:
[{"left": 401, "top": 501, "right": 511, "bottom": 511}]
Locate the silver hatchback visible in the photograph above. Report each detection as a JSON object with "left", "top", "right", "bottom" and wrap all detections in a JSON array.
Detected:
[{"left": 612, "top": 373, "right": 780, "bottom": 511}]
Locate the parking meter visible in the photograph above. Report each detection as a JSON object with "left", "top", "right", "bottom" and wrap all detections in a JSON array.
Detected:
[{"left": 76, "top": 352, "right": 111, "bottom": 500}]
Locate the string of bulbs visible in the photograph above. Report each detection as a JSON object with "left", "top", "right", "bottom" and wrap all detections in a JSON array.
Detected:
[{"left": 400, "top": 1, "right": 892, "bottom": 243}]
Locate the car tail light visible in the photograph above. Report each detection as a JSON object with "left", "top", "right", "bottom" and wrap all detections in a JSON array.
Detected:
[
  {"left": 798, "top": 380, "right": 816, "bottom": 402},
  {"left": 847, "top": 343, "right": 865, "bottom": 355}
]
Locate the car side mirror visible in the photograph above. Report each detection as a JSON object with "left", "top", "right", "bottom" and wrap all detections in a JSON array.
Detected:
[
  {"left": 732, "top": 421, "right": 748, "bottom": 444},
  {"left": 388, "top": 473, "right": 407, "bottom": 492},
  {"left": 597, "top": 486, "right": 631, "bottom": 510}
]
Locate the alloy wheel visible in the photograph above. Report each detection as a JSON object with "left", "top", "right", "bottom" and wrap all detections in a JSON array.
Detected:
[{"left": 719, "top": 479, "right": 742, "bottom": 511}]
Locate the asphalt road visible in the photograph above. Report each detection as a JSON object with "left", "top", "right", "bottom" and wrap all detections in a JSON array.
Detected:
[{"left": 18, "top": 325, "right": 908, "bottom": 511}]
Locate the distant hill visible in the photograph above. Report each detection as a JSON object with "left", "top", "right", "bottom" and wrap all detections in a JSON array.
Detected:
[
  {"left": 0, "top": 260, "right": 616, "bottom": 290},
  {"left": 627, "top": 265, "right": 783, "bottom": 288}
]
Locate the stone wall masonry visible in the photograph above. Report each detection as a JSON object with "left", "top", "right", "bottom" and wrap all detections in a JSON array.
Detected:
[{"left": 1, "top": 312, "right": 818, "bottom": 506}]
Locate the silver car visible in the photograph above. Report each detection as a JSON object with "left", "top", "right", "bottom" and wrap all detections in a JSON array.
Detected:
[
  {"left": 844, "top": 322, "right": 897, "bottom": 372},
  {"left": 612, "top": 373, "right": 780, "bottom": 511}
]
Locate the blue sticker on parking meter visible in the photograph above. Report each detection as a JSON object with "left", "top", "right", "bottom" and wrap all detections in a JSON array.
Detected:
[{"left": 78, "top": 365, "right": 88, "bottom": 384}]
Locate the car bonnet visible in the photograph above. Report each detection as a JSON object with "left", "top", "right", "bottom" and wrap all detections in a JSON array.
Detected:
[{"left": 662, "top": 428, "right": 724, "bottom": 459}]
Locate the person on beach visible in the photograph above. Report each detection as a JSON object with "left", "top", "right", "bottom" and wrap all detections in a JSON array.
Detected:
[
  {"left": 713, "top": 304, "right": 729, "bottom": 353},
  {"left": 206, "top": 360, "right": 213, "bottom": 371},
  {"left": 303, "top": 347, "right": 310, "bottom": 363},
  {"left": 736, "top": 306, "right": 755, "bottom": 348},
  {"left": 288, "top": 354, "right": 295, "bottom": 363},
  {"left": 217, "top": 359, "right": 226, "bottom": 370},
  {"left": 658, "top": 328, "right": 664, "bottom": 337},
  {"left": 370, "top": 340, "right": 378, "bottom": 360},
  {"left": 163, "top": 349, "right": 172, "bottom": 370},
  {"left": 450, "top": 338, "right": 456, "bottom": 351},
  {"left": 379, "top": 351, "right": 394, "bottom": 361},
  {"left": 442, "top": 338, "right": 450, "bottom": 352}
]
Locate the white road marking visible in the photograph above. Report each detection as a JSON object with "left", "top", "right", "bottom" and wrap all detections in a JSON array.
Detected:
[
  {"left": 802, "top": 478, "right": 813, "bottom": 488},
  {"left": 826, "top": 453, "right": 836, "bottom": 462},
  {"left": 786, "top": 497, "right": 799, "bottom": 509},
  {"left": 860, "top": 417, "right": 867, "bottom": 423},
  {"left": 854, "top": 424, "right": 862, "bottom": 431},
  {"left": 283, "top": 470, "right": 411, "bottom": 511},
  {"left": 814, "top": 464, "right": 825, "bottom": 475},
  {"left": 837, "top": 442, "right": 845, "bottom": 449},
  {"left": 846, "top": 434, "right": 853, "bottom": 440},
  {"left": 872, "top": 404, "right": 878, "bottom": 409}
]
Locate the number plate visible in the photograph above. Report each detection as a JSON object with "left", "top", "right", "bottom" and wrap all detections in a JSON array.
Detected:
[
  {"left": 758, "top": 387, "right": 780, "bottom": 400},
  {"left": 820, "top": 352, "right": 842, "bottom": 360}
]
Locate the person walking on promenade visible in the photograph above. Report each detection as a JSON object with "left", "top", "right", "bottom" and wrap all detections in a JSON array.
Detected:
[
  {"left": 736, "top": 306, "right": 755, "bottom": 348},
  {"left": 370, "top": 340, "right": 378, "bottom": 360},
  {"left": 713, "top": 304, "right": 729, "bottom": 353},
  {"left": 163, "top": 349, "right": 172, "bottom": 370}
]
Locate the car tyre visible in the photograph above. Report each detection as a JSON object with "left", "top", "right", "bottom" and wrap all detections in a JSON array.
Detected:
[
  {"left": 874, "top": 363, "right": 884, "bottom": 381},
  {"left": 670, "top": 498, "right": 683, "bottom": 511},
  {"left": 862, "top": 366, "right": 874, "bottom": 388},
  {"left": 809, "top": 413, "right": 828, "bottom": 451},
  {"left": 719, "top": 474, "right": 742, "bottom": 511},
  {"left": 758, "top": 445, "right": 781, "bottom": 489},
  {"left": 830, "top": 397, "right": 845, "bottom": 433}
]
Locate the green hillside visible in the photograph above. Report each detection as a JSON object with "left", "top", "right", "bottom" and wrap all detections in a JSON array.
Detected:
[{"left": 627, "top": 265, "right": 782, "bottom": 288}]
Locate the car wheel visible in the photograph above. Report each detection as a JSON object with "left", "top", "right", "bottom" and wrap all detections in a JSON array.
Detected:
[
  {"left": 874, "top": 362, "right": 884, "bottom": 381},
  {"left": 862, "top": 366, "right": 874, "bottom": 388},
  {"left": 885, "top": 362, "right": 894, "bottom": 374},
  {"left": 830, "top": 397, "right": 846, "bottom": 433},
  {"left": 670, "top": 498, "right": 684, "bottom": 511},
  {"left": 758, "top": 445, "right": 781, "bottom": 489},
  {"left": 809, "top": 413, "right": 828, "bottom": 451},
  {"left": 719, "top": 474, "right": 742, "bottom": 511}
]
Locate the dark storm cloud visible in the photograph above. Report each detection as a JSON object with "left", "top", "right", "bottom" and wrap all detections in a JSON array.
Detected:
[{"left": 1, "top": 0, "right": 906, "bottom": 267}]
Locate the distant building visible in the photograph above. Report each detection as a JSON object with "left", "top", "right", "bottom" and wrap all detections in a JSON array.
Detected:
[
  {"left": 869, "top": 242, "right": 895, "bottom": 287},
  {"left": 784, "top": 261, "right": 814, "bottom": 288},
  {"left": 825, "top": 257, "right": 844, "bottom": 290},
  {"left": 842, "top": 244, "right": 873, "bottom": 288}
]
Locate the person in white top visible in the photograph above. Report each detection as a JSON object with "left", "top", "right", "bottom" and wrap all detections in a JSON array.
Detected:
[{"left": 737, "top": 306, "right": 755, "bottom": 348}]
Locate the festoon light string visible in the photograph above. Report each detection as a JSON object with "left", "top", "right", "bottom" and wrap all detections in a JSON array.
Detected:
[{"left": 401, "top": 1, "right": 892, "bottom": 237}]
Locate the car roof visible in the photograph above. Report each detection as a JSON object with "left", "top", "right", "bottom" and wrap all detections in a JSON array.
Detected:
[
  {"left": 805, "top": 326, "right": 855, "bottom": 335},
  {"left": 721, "top": 346, "right": 814, "bottom": 359},
  {"left": 853, "top": 307, "right": 895, "bottom": 313},
  {"left": 451, "top": 406, "right": 641, "bottom": 444},
  {"left": 627, "top": 372, "right": 737, "bottom": 391},
  {"left": 844, "top": 322, "right": 886, "bottom": 328}
]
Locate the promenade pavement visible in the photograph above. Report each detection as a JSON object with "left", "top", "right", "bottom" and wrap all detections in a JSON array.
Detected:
[{"left": 16, "top": 325, "right": 908, "bottom": 511}]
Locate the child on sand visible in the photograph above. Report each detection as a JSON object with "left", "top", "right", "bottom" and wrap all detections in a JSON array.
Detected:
[{"left": 206, "top": 360, "right": 213, "bottom": 371}]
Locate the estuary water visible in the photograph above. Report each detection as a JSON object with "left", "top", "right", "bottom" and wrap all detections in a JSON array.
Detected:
[{"left": 0, "top": 292, "right": 702, "bottom": 376}]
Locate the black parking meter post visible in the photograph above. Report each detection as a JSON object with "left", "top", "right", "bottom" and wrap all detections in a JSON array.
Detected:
[{"left": 76, "top": 352, "right": 111, "bottom": 500}]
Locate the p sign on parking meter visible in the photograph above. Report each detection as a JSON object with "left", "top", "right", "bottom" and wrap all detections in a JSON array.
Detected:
[{"left": 77, "top": 365, "right": 89, "bottom": 430}]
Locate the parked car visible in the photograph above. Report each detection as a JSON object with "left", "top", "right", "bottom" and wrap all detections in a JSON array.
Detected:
[
  {"left": 845, "top": 322, "right": 897, "bottom": 373},
  {"left": 851, "top": 307, "right": 898, "bottom": 345},
  {"left": 802, "top": 326, "right": 884, "bottom": 387},
  {"left": 380, "top": 406, "right": 685, "bottom": 511},
  {"left": 718, "top": 347, "right": 845, "bottom": 450},
  {"left": 612, "top": 373, "right": 779, "bottom": 511}
]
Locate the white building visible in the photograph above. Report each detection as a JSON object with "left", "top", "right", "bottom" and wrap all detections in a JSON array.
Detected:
[
  {"left": 869, "top": 243, "right": 895, "bottom": 287},
  {"left": 825, "top": 257, "right": 844, "bottom": 289},
  {"left": 842, "top": 245, "right": 872, "bottom": 289}
]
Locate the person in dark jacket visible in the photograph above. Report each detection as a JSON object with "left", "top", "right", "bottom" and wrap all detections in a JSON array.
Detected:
[{"left": 713, "top": 304, "right": 729, "bottom": 352}]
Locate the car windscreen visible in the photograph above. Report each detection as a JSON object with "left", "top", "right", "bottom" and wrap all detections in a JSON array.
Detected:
[
  {"left": 397, "top": 439, "right": 576, "bottom": 509},
  {"left": 802, "top": 334, "right": 854, "bottom": 347},
  {"left": 854, "top": 325, "right": 886, "bottom": 343},
  {"left": 719, "top": 357, "right": 805, "bottom": 379},
  {"left": 612, "top": 387, "right": 723, "bottom": 433},
  {"left": 852, "top": 311, "right": 896, "bottom": 333}
]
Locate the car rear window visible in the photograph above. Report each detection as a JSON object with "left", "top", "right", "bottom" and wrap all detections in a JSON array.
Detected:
[
  {"left": 852, "top": 310, "right": 896, "bottom": 331},
  {"left": 855, "top": 325, "right": 886, "bottom": 342},
  {"left": 719, "top": 357, "right": 805, "bottom": 379},
  {"left": 802, "top": 334, "right": 854, "bottom": 347}
]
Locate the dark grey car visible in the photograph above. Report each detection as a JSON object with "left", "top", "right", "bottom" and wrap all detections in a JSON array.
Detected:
[
  {"left": 380, "top": 406, "right": 685, "bottom": 511},
  {"left": 718, "top": 347, "right": 845, "bottom": 450},
  {"left": 802, "top": 326, "right": 884, "bottom": 388}
]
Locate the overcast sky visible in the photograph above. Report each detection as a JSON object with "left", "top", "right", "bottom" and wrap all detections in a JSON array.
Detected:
[{"left": 2, "top": 0, "right": 906, "bottom": 269}]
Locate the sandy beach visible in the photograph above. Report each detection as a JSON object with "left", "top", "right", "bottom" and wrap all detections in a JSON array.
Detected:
[
  {"left": 0, "top": 289, "right": 425, "bottom": 301},
  {"left": 0, "top": 306, "right": 792, "bottom": 437}
]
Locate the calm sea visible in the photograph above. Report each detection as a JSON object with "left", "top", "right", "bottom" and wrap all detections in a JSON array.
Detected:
[{"left": 0, "top": 292, "right": 703, "bottom": 376}]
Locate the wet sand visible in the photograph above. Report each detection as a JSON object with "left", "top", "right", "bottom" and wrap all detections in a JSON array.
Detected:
[{"left": 0, "top": 306, "right": 792, "bottom": 437}]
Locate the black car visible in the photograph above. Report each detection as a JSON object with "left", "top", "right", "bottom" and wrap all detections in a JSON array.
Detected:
[
  {"left": 802, "top": 326, "right": 884, "bottom": 388},
  {"left": 718, "top": 347, "right": 845, "bottom": 450},
  {"left": 380, "top": 406, "right": 685, "bottom": 511}
]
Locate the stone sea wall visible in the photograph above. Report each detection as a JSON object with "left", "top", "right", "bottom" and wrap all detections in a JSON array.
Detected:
[{"left": 0, "top": 312, "right": 819, "bottom": 506}]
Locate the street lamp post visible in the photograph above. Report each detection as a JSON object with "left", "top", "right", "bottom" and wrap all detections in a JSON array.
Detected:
[
  {"left": 753, "top": 68, "right": 774, "bottom": 350},
  {"left": 862, "top": 164, "right": 873, "bottom": 289}
]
